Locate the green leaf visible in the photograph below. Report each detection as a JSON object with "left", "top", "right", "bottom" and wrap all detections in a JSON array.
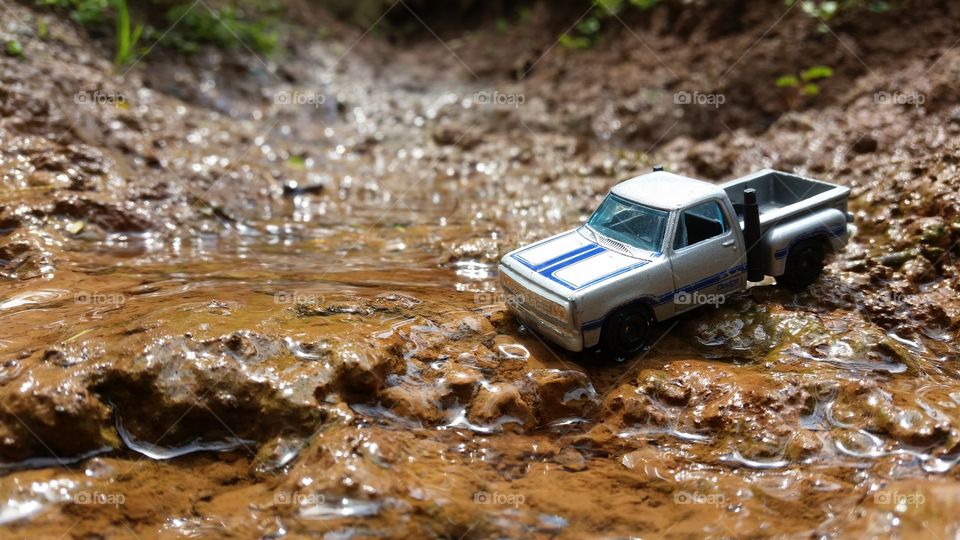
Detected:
[
  {"left": 801, "top": 82, "right": 821, "bottom": 96},
  {"left": 5, "top": 39, "right": 23, "bottom": 57},
  {"left": 595, "top": 0, "right": 624, "bottom": 14},
  {"left": 559, "top": 33, "right": 592, "bottom": 50},
  {"left": 37, "top": 17, "right": 49, "bottom": 39},
  {"left": 775, "top": 74, "right": 799, "bottom": 88},
  {"left": 801, "top": 65, "right": 834, "bottom": 81},
  {"left": 114, "top": 0, "right": 131, "bottom": 66},
  {"left": 820, "top": 1, "right": 838, "bottom": 16},
  {"left": 287, "top": 155, "right": 306, "bottom": 169},
  {"left": 576, "top": 17, "right": 601, "bottom": 35}
]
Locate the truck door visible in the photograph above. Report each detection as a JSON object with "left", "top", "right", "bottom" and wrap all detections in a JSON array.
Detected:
[{"left": 668, "top": 200, "right": 744, "bottom": 314}]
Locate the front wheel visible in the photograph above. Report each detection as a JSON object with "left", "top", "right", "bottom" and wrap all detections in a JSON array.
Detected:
[
  {"left": 778, "top": 239, "right": 826, "bottom": 289},
  {"left": 600, "top": 304, "right": 653, "bottom": 360}
]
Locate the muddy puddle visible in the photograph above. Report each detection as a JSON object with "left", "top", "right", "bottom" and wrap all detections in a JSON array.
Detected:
[
  {"left": 3, "top": 0, "right": 960, "bottom": 537},
  {"left": 3, "top": 219, "right": 959, "bottom": 538}
]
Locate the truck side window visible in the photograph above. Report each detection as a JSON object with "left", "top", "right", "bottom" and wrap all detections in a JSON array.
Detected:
[{"left": 674, "top": 201, "right": 730, "bottom": 250}]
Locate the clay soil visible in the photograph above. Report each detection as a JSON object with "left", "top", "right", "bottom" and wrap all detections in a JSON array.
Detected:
[{"left": 2, "top": 0, "right": 960, "bottom": 538}]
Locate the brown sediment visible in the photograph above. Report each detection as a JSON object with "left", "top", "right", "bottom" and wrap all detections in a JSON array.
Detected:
[{"left": 1, "top": 0, "right": 960, "bottom": 537}]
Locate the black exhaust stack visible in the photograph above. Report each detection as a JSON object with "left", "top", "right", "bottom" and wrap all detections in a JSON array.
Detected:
[{"left": 743, "top": 188, "right": 764, "bottom": 282}]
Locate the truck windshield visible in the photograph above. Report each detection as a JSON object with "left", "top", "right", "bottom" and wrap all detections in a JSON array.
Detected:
[{"left": 586, "top": 194, "right": 668, "bottom": 253}]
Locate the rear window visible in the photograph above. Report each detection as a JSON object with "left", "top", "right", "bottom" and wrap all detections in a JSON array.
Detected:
[{"left": 674, "top": 201, "right": 729, "bottom": 250}]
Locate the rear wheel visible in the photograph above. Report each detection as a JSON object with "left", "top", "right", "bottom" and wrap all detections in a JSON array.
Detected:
[
  {"left": 600, "top": 304, "right": 653, "bottom": 360},
  {"left": 778, "top": 239, "right": 826, "bottom": 289}
]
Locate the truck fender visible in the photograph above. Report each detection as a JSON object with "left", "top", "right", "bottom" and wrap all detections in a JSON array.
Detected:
[{"left": 765, "top": 208, "right": 848, "bottom": 277}]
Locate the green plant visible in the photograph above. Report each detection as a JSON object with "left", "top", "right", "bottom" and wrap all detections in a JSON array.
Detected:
[
  {"left": 113, "top": 0, "right": 143, "bottom": 67},
  {"left": 35, "top": 0, "right": 280, "bottom": 64},
  {"left": 776, "top": 65, "right": 834, "bottom": 100},
  {"left": 560, "top": 0, "right": 663, "bottom": 50},
  {"left": 37, "top": 17, "right": 50, "bottom": 39},
  {"left": 37, "top": 0, "right": 111, "bottom": 25},
  {"left": 787, "top": 0, "right": 900, "bottom": 30},
  {"left": 5, "top": 39, "right": 24, "bottom": 57},
  {"left": 166, "top": 4, "right": 278, "bottom": 54}
]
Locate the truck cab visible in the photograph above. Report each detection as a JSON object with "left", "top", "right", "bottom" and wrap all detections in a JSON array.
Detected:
[{"left": 499, "top": 169, "right": 850, "bottom": 358}]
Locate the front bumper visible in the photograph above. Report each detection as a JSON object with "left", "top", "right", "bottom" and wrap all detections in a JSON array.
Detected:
[
  {"left": 499, "top": 265, "right": 583, "bottom": 352},
  {"left": 507, "top": 302, "right": 584, "bottom": 352}
]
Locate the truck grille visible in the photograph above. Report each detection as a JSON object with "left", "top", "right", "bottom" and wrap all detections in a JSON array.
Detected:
[{"left": 501, "top": 273, "right": 569, "bottom": 324}]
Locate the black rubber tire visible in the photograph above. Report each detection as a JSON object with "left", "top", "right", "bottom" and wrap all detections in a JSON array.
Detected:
[
  {"left": 777, "top": 239, "right": 826, "bottom": 289},
  {"left": 600, "top": 304, "right": 653, "bottom": 360}
]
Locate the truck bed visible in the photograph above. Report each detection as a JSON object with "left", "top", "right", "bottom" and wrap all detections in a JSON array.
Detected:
[{"left": 721, "top": 169, "right": 849, "bottom": 232}]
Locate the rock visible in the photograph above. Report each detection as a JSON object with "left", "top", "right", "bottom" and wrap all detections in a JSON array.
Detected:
[
  {"left": 432, "top": 123, "right": 481, "bottom": 149},
  {"left": 785, "top": 431, "right": 822, "bottom": 461},
  {"left": 467, "top": 383, "right": 535, "bottom": 431},
  {"left": 843, "top": 258, "right": 869, "bottom": 272},
  {"left": 555, "top": 447, "right": 587, "bottom": 472},
  {"left": 902, "top": 257, "right": 934, "bottom": 283},
  {"left": 880, "top": 250, "right": 916, "bottom": 268},
  {"left": 51, "top": 198, "right": 151, "bottom": 233},
  {"left": 0, "top": 364, "right": 118, "bottom": 463},
  {"left": 851, "top": 135, "right": 878, "bottom": 154},
  {"left": 282, "top": 179, "right": 325, "bottom": 196},
  {"left": 440, "top": 363, "right": 483, "bottom": 403},
  {"left": 604, "top": 387, "right": 669, "bottom": 426},
  {"left": 442, "top": 237, "right": 501, "bottom": 263},
  {"left": 527, "top": 369, "right": 597, "bottom": 422},
  {"left": 833, "top": 384, "right": 951, "bottom": 447},
  {"left": 92, "top": 333, "right": 334, "bottom": 449},
  {"left": 917, "top": 217, "right": 949, "bottom": 247},
  {"left": 380, "top": 385, "right": 446, "bottom": 424}
]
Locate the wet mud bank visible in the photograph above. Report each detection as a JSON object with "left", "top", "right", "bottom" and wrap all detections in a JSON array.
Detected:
[{"left": 1, "top": 0, "right": 960, "bottom": 537}]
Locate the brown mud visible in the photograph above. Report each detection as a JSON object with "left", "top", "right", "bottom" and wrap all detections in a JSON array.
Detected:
[{"left": 1, "top": 0, "right": 960, "bottom": 537}]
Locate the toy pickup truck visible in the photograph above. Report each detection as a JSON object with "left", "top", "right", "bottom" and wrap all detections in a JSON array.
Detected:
[{"left": 499, "top": 168, "right": 852, "bottom": 358}]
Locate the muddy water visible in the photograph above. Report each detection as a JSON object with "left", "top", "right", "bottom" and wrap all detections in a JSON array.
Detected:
[
  {"left": 3, "top": 1, "right": 960, "bottom": 538},
  {"left": 3, "top": 221, "right": 959, "bottom": 538}
]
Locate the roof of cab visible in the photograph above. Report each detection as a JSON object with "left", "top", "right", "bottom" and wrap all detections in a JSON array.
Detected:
[{"left": 610, "top": 171, "right": 725, "bottom": 210}]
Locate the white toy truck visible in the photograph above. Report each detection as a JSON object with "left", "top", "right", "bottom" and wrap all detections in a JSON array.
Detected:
[{"left": 499, "top": 168, "right": 852, "bottom": 358}]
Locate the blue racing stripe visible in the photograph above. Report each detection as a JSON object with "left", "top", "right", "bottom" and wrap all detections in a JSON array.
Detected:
[
  {"left": 547, "top": 260, "right": 648, "bottom": 291},
  {"left": 537, "top": 245, "right": 605, "bottom": 276},
  {"left": 513, "top": 242, "right": 599, "bottom": 271},
  {"left": 580, "top": 265, "right": 749, "bottom": 329}
]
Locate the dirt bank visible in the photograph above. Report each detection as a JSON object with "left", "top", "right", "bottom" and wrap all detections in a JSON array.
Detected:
[{"left": 1, "top": 0, "right": 959, "bottom": 537}]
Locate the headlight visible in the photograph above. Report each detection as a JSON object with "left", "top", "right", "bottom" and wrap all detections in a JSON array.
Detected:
[{"left": 501, "top": 273, "right": 569, "bottom": 322}]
